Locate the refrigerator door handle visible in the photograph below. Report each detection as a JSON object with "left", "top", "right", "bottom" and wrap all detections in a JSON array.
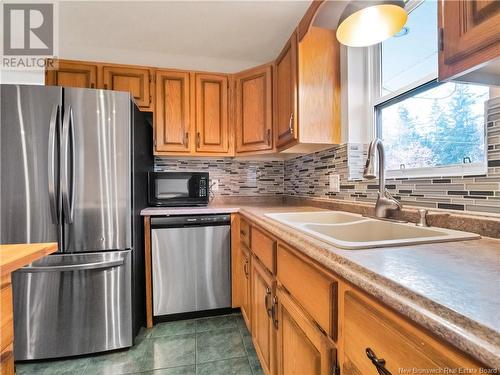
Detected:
[
  {"left": 17, "top": 258, "right": 125, "bottom": 273},
  {"left": 62, "top": 105, "right": 75, "bottom": 224},
  {"left": 48, "top": 104, "right": 60, "bottom": 224}
]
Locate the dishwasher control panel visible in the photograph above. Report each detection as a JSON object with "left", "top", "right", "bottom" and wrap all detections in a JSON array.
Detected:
[{"left": 151, "top": 214, "right": 231, "bottom": 227}]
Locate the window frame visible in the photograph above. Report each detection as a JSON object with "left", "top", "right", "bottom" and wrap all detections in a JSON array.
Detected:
[{"left": 371, "top": 0, "right": 488, "bottom": 179}]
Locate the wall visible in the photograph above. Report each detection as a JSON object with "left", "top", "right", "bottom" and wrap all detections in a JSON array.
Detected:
[
  {"left": 0, "top": 69, "right": 44, "bottom": 84},
  {"left": 284, "top": 105, "right": 500, "bottom": 215},
  {"left": 154, "top": 157, "right": 284, "bottom": 197}
]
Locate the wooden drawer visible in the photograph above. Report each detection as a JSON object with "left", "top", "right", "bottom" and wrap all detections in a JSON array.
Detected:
[
  {"left": 0, "top": 277, "right": 13, "bottom": 353},
  {"left": 343, "top": 290, "right": 480, "bottom": 374},
  {"left": 277, "top": 244, "right": 337, "bottom": 339},
  {"left": 240, "top": 219, "right": 251, "bottom": 248},
  {"left": 251, "top": 227, "right": 276, "bottom": 274},
  {"left": 0, "top": 343, "right": 14, "bottom": 375}
]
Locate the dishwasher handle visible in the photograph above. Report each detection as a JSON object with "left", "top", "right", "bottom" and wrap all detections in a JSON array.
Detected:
[{"left": 151, "top": 214, "right": 231, "bottom": 228}]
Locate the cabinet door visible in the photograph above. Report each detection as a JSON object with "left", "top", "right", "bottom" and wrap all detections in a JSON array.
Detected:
[
  {"left": 275, "top": 32, "right": 298, "bottom": 149},
  {"left": 235, "top": 65, "right": 273, "bottom": 153},
  {"left": 439, "top": 0, "right": 500, "bottom": 80},
  {"left": 155, "top": 70, "right": 191, "bottom": 154},
  {"left": 240, "top": 246, "right": 251, "bottom": 330},
  {"left": 45, "top": 60, "right": 97, "bottom": 88},
  {"left": 251, "top": 258, "right": 275, "bottom": 375},
  {"left": 276, "top": 287, "right": 334, "bottom": 375},
  {"left": 195, "top": 73, "right": 229, "bottom": 153},
  {"left": 102, "top": 65, "right": 153, "bottom": 111},
  {"left": 342, "top": 290, "right": 480, "bottom": 375}
]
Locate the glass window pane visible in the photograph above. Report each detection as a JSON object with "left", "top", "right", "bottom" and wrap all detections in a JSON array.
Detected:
[
  {"left": 381, "top": 0, "right": 438, "bottom": 96},
  {"left": 379, "top": 82, "right": 489, "bottom": 171}
]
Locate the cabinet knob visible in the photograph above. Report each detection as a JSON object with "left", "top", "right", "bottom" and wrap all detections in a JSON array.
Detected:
[{"left": 365, "top": 348, "right": 391, "bottom": 375}]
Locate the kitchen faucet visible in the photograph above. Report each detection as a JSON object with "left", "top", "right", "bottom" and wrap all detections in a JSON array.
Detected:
[{"left": 363, "top": 138, "right": 402, "bottom": 219}]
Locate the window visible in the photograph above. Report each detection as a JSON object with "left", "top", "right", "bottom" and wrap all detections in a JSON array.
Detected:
[{"left": 374, "top": 0, "right": 489, "bottom": 178}]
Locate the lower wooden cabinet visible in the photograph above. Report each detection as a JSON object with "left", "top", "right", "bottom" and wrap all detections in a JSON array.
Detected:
[
  {"left": 237, "top": 215, "right": 484, "bottom": 375},
  {"left": 1, "top": 275, "right": 14, "bottom": 375},
  {"left": 342, "top": 289, "right": 480, "bottom": 374},
  {"left": 240, "top": 245, "right": 252, "bottom": 330},
  {"left": 251, "top": 258, "right": 276, "bottom": 375},
  {"left": 275, "top": 287, "right": 336, "bottom": 375}
]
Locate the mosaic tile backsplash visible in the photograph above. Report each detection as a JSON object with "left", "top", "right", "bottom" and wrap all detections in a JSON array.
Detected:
[
  {"left": 154, "top": 158, "right": 284, "bottom": 196},
  {"left": 284, "top": 100, "right": 500, "bottom": 214},
  {"left": 154, "top": 100, "right": 500, "bottom": 215}
]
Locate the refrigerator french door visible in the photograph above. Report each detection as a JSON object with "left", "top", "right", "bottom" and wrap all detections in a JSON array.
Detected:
[{"left": 0, "top": 85, "right": 134, "bottom": 360}]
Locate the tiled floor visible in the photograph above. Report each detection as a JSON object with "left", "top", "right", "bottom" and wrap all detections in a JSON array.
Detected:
[{"left": 16, "top": 313, "right": 263, "bottom": 375}]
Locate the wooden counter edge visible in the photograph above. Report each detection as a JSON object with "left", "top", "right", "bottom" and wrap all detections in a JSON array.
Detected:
[
  {"left": 144, "top": 216, "right": 153, "bottom": 328},
  {"left": 0, "top": 243, "right": 58, "bottom": 277}
]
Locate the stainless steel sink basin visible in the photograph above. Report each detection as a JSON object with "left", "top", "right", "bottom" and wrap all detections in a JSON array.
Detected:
[{"left": 265, "top": 211, "right": 480, "bottom": 249}]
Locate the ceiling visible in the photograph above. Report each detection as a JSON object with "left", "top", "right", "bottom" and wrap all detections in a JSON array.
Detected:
[{"left": 58, "top": 1, "right": 313, "bottom": 73}]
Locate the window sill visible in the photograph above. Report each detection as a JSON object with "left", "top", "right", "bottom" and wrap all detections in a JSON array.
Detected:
[{"left": 385, "top": 163, "right": 487, "bottom": 179}]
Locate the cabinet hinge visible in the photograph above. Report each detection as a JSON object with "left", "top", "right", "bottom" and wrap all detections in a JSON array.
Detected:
[{"left": 439, "top": 28, "right": 444, "bottom": 51}]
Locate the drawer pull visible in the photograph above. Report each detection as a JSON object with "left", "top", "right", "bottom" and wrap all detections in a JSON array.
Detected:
[
  {"left": 271, "top": 296, "right": 279, "bottom": 329},
  {"left": 264, "top": 287, "right": 272, "bottom": 317},
  {"left": 366, "top": 348, "right": 392, "bottom": 375},
  {"left": 243, "top": 259, "right": 249, "bottom": 278}
]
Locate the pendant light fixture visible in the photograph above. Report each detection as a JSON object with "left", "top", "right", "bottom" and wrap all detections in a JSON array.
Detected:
[{"left": 336, "top": 0, "right": 408, "bottom": 47}]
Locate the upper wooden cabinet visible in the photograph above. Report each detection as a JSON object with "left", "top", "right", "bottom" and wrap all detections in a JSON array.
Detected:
[
  {"left": 102, "top": 65, "right": 154, "bottom": 111},
  {"left": 274, "top": 27, "right": 341, "bottom": 152},
  {"left": 439, "top": 0, "right": 500, "bottom": 82},
  {"left": 235, "top": 65, "right": 273, "bottom": 154},
  {"left": 195, "top": 73, "right": 229, "bottom": 153},
  {"left": 275, "top": 32, "right": 298, "bottom": 149},
  {"left": 155, "top": 70, "right": 191, "bottom": 154},
  {"left": 46, "top": 60, "right": 97, "bottom": 89}
]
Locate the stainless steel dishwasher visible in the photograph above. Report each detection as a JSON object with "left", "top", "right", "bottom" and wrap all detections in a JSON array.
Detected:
[{"left": 151, "top": 214, "right": 231, "bottom": 316}]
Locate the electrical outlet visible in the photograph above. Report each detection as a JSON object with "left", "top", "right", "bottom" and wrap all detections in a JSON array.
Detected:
[
  {"left": 211, "top": 179, "right": 219, "bottom": 192},
  {"left": 329, "top": 174, "right": 340, "bottom": 193}
]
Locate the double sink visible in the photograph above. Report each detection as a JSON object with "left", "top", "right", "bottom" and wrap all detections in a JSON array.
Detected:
[{"left": 265, "top": 211, "right": 480, "bottom": 249}]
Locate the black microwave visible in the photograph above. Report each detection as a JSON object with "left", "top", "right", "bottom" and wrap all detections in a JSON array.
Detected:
[{"left": 148, "top": 172, "right": 209, "bottom": 207}]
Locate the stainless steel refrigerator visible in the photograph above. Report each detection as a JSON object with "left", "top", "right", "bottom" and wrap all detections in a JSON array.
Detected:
[{"left": 0, "top": 84, "right": 152, "bottom": 360}]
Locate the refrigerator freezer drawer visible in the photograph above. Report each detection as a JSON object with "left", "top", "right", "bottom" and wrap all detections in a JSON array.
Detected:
[
  {"left": 152, "top": 225, "right": 231, "bottom": 316},
  {"left": 12, "top": 250, "right": 132, "bottom": 360}
]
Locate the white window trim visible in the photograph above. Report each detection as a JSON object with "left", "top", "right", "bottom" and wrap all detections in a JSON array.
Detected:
[{"left": 370, "top": 0, "right": 488, "bottom": 179}]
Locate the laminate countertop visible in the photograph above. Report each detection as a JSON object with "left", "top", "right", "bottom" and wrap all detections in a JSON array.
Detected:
[
  {"left": 141, "top": 203, "right": 500, "bottom": 368},
  {"left": 0, "top": 243, "right": 58, "bottom": 277}
]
